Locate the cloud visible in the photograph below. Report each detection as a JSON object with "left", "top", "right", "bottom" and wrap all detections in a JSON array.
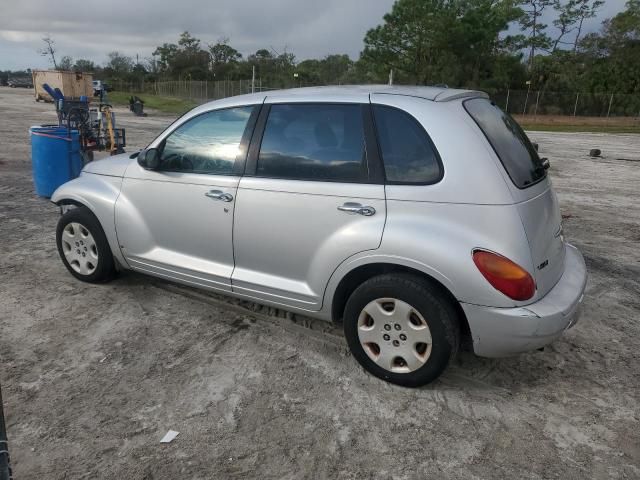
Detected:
[
  {"left": 0, "top": 0, "right": 395, "bottom": 69},
  {"left": 0, "top": 0, "right": 627, "bottom": 71}
]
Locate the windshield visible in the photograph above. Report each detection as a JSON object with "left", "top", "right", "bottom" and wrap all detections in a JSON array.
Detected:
[{"left": 464, "top": 98, "right": 546, "bottom": 189}]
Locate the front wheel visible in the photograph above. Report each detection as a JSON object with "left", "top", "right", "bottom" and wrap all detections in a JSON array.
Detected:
[
  {"left": 56, "top": 206, "right": 116, "bottom": 283},
  {"left": 343, "top": 274, "right": 460, "bottom": 387}
]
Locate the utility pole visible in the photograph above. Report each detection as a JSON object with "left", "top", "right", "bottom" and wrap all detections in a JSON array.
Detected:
[
  {"left": 0, "top": 382, "right": 11, "bottom": 480},
  {"left": 523, "top": 81, "right": 532, "bottom": 115},
  {"left": 388, "top": 69, "right": 394, "bottom": 86},
  {"left": 252, "top": 65, "right": 255, "bottom": 94}
]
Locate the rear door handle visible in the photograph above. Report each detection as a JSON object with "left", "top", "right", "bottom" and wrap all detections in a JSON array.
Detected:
[
  {"left": 205, "top": 190, "right": 233, "bottom": 202},
  {"left": 337, "top": 202, "right": 376, "bottom": 216}
]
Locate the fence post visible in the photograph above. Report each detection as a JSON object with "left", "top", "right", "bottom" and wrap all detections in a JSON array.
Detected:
[
  {"left": 606, "top": 93, "right": 614, "bottom": 118},
  {"left": 505, "top": 89, "right": 510, "bottom": 113},
  {"left": 573, "top": 92, "right": 580, "bottom": 117}
]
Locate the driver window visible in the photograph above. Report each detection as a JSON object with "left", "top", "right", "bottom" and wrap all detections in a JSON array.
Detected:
[{"left": 158, "top": 106, "right": 255, "bottom": 174}]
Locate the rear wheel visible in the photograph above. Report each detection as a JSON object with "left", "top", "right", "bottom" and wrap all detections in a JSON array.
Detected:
[
  {"left": 56, "top": 206, "right": 115, "bottom": 283},
  {"left": 343, "top": 274, "right": 460, "bottom": 387}
]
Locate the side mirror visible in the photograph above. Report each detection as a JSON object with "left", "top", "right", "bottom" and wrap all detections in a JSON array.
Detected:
[{"left": 138, "top": 148, "right": 160, "bottom": 170}]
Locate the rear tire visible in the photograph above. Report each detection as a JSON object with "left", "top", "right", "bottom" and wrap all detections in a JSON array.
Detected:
[
  {"left": 56, "top": 206, "right": 116, "bottom": 283},
  {"left": 343, "top": 273, "right": 460, "bottom": 387}
]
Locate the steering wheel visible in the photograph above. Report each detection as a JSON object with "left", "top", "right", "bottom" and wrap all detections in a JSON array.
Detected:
[
  {"left": 200, "top": 158, "right": 223, "bottom": 172},
  {"left": 162, "top": 153, "right": 193, "bottom": 171}
]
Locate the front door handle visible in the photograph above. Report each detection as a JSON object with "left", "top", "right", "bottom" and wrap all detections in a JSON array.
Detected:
[
  {"left": 337, "top": 202, "right": 376, "bottom": 216},
  {"left": 205, "top": 190, "right": 233, "bottom": 202}
]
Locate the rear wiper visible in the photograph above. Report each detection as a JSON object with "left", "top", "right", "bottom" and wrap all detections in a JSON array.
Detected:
[{"left": 540, "top": 157, "right": 550, "bottom": 170}]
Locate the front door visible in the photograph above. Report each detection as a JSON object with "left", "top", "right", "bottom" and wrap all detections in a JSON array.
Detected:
[
  {"left": 232, "top": 101, "right": 386, "bottom": 310},
  {"left": 115, "top": 105, "right": 258, "bottom": 291}
]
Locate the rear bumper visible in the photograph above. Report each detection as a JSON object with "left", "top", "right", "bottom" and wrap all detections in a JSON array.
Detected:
[{"left": 461, "top": 244, "right": 587, "bottom": 357}]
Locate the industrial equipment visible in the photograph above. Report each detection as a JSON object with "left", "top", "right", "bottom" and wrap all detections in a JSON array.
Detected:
[
  {"left": 128, "top": 95, "right": 146, "bottom": 117},
  {"left": 42, "top": 83, "right": 126, "bottom": 161}
]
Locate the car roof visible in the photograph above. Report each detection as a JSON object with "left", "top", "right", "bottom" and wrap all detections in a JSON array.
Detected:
[
  {"left": 199, "top": 84, "right": 488, "bottom": 110},
  {"left": 270, "top": 84, "right": 487, "bottom": 102}
]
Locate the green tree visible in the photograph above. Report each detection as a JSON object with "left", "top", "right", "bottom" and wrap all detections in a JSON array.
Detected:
[
  {"left": 297, "top": 55, "right": 354, "bottom": 85},
  {"left": 362, "top": 0, "right": 521, "bottom": 86},
  {"left": 104, "top": 51, "right": 134, "bottom": 79},
  {"left": 209, "top": 39, "right": 242, "bottom": 65},
  {"left": 208, "top": 39, "right": 242, "bottom": 79},
  {"left": 164, "top": 32, "right": 210, "bottom": 79},
  {"left": 59, "top": 56, "right": 73, "bottom": 71},
  {"left": 73, "top": 59, "right": 96, "bottom": 72},
  {"left": 578, "top": 0, "right": 640, "bottom": 95},
  {"left": 518, "top": 0, "right": 553, "bottom": 68},
  {"left": 550, "top": 0, "right": 604, "bottom": 52},
  {"left": 178, "top": 31, "right": 201, "bottom": 53},
  {"left": 153, "top": 43, "right": 179, "bottom": 74}
]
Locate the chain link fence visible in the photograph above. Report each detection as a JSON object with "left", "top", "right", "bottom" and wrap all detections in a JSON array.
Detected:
[
  {"left": 110, "top": 79, "right": 279, "bottom": 102},
  {"left": 110, "top": 79, "right": 640, "bottom": 119},
  {"left": 492, "top": 89, "right": 640, "bottom": 118}
]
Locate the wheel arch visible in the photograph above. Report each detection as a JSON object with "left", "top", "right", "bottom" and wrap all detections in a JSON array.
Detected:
[
  {"left": 327, "top": 261, "right": 471, "bottom": 347},
  {"left": 51, "top": 175, "right": 128, "bottom": 268}
]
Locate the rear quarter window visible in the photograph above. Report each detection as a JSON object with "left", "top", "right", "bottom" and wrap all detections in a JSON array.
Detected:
[
  {"left": 464, "top": 98, "right": 546, "bottom": 189},
  {"left": 372, "top": 105, "right": 442, "bottom": 184}
]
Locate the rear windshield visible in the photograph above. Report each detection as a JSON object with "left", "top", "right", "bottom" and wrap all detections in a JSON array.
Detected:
[{"left": 464, "top": 98, "right": 545, "bottom": 188}]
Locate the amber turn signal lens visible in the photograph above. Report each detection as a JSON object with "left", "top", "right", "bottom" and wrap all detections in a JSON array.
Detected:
[{"left": 472, "top": 250, "right": 536, "bottom": 301}]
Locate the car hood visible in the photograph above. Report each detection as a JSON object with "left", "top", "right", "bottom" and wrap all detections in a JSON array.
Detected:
[{"left": 82, "top": 153, "right": 135, "bottom": 177}]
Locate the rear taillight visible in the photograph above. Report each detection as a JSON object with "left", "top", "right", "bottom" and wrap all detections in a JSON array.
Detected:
[{"left": 472, "top": 250, "right": 536, "bottom": 301}]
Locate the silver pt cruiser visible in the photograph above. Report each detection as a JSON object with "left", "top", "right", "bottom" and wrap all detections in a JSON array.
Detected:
[{"left": 52, "top": 86, "right": 587, "bottom": 387}]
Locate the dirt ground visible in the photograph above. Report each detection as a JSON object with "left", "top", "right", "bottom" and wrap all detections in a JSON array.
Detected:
[{"left": 1, "top": 86, "right": 639, "bottom": 479}]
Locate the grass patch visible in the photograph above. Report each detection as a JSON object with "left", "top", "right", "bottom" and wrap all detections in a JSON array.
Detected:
[
  {"left": 520, "top": 123, "right": 640, "bottom": 134},
  {"left": 512, "top": 114, "right": 640, "bottom": 134},
  {"left": 107, "top": 91, "right": 198, "bottom": 114}
]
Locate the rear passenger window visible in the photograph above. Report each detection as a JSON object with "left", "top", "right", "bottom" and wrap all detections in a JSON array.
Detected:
[
  {"left": 372, "top": 105, "right": 442, "bottom": 184},
  {"left": 257, "top": 104, "right": 367, "bottom": 182}
]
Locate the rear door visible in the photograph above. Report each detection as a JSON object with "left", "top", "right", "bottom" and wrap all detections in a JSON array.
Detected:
[
  {"left": 464, "top": 98, "right": 565, "bottom": 297},
  {"left": 231, "top": 100, "right": 386, "bottom": 310}
]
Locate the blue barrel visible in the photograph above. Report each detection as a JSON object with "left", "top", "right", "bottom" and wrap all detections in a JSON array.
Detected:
[{"left": 30, "top": 126, "right": 83, "bottom": 197}]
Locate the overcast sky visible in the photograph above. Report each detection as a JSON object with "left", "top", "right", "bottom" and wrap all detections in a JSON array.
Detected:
[{"left": 0, "top": 0, "right": 627, "bottom": 71}]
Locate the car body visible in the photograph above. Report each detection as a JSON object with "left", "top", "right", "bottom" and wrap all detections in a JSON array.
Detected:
[
  {"left": 52, "top": 85, "right": 587, "bottom": 386},
  {"left": 8, "top": 78, "right": 33, "bottom": 88},
  {"left": 92, "top": 80, "right": 109, "bottom": 96}
]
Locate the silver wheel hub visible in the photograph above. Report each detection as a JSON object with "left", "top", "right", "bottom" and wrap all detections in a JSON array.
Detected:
[
  {"left": 61, "top": 222, "right": 98, "bottom": 275},
  {"left": 357, "top": 298, "right": 432, "bottom": 373}
]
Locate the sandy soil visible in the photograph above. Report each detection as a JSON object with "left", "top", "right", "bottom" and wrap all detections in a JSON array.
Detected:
[{"left": 1, "top": 87, "right": 639, "bottom": 479}]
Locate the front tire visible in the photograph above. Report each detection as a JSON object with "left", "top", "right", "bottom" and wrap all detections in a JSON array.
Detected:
[
  {"left": 343, "top": 274, "right": 460, "bottom": 387},
  {"left": 56, "top": 206, "right": 115, "bottom": 283}
]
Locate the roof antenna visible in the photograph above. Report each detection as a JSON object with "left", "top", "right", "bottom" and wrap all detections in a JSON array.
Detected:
[{"left": 388, "top": 69, "right": 393, "bottom": 86}]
